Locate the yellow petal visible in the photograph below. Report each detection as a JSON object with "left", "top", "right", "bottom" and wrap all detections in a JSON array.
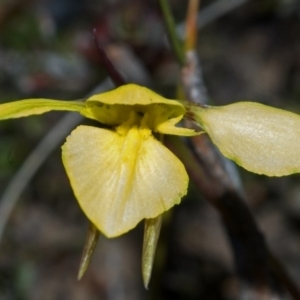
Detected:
[
  {"left": 62, "top": 125, "right": 188, "bottom": 237},
  {"left": 193, "top": 102, "right": 300, "bottom": 176},
  {"left": 0, "top": 99, "right": 85, "bottom": 120}
]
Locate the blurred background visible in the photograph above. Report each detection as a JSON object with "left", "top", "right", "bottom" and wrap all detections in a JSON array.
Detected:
[{"left": 0, "top": 0, "right": 300, "bottom": 299}]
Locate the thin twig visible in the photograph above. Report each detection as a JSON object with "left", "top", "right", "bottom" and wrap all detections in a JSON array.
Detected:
[
  {"left": 185, "top": 0, "right": 200, "bottom": 51},
  {"left": 93, "top": 29, "right": 126, "bottom": 87},
  {"left": 176, "top": 0, "right": 249, "bottom": 39}
]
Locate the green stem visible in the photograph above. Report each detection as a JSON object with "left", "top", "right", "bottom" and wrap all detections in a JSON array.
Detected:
[{"left": 159, "top": 0, "right": 185, "bottom": 65}]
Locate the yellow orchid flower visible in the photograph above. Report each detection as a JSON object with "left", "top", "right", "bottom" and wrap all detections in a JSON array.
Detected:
[
  {"left": 3, "top": 83, "right": 300, "bottom": 287},
  {"left": 0, "top": 84, "right": 197, "bottom": 238}
]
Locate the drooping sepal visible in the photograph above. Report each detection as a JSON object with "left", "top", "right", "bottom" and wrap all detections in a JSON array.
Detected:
[
  {"left": 142, "top": 215, "right": 162, "bottom": 289},
  {"left": 77, "top": 222, "right": 100, "bottom": 280}
]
